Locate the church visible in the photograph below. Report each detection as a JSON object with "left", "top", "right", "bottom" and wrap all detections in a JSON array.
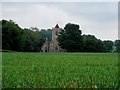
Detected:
[{"left": 41, "top": 24, "right": 63, "bottom": 52}]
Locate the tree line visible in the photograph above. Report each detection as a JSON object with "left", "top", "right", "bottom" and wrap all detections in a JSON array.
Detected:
[
  {"left": 1, "top": 20, "right": 51, "bottom": 52},
  {"left": 57, "top": 23, "right": 120, "bottom": 52},
  {"left": 1, "top": 19, "right": 120, "bottom": 52}
]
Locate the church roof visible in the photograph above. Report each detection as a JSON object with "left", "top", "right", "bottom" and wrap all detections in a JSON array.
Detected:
[{"left": 55, "top": 24, "right": 59, "bottom": 28}]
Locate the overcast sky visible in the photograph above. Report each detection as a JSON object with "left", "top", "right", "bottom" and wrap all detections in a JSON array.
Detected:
[{"left": 1, "top": 1, "right": 118, "bottom": 41}]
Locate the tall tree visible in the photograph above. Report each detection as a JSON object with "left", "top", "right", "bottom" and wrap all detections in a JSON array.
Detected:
[
  {"left": 57, "top": 23, "right": 83, "bottom": 52},
  {"left": 2, "top": 19, "right": 23, "bottom": 51}
]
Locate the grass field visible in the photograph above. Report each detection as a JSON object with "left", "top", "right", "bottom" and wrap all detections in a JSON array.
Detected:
[{"left": 2, "top": 52, "right": 119, "bottom": 88}]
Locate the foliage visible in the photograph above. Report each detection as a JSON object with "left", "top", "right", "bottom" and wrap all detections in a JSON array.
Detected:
[
  {"left": 2, "top": 20, "right": 44, "bottom": 52},
  {"left": 2, "top": 52, "right": 118, "bottom": 88},
  {"left": 0, "top": 21, "right": 2, "bottom": 50},
  {"left": 1, "top": 19, "right": 118, "bottom": 52},
  {"left": 103, "top": 40, "right": 114, "bottom": 52},
  {"left": 82, "top": 35, "right": 105, "bottom": 52},
  {"left": 20, "top": 29, "right": 44, "bottom": 52},
  {"left": 57, "top": 23, "right": 83, "bottom": 52},
  {"left": 115, "top": 40, "right": 120, "bottom": 52},
  {"left": 40, "top": 29, "right": 52, "bottom": 42},
  {"left": 2, "top": 20, "right": 23, "bottom": 51}
]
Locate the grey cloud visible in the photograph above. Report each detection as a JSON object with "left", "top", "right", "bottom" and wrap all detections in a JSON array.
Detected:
[{"left": 1, "top": 2, "right": 118, "bottom": 40}]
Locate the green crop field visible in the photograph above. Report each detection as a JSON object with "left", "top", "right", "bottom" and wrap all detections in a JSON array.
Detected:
[{"left": 2, "top": 52, "right": 119, "bottom": 88}]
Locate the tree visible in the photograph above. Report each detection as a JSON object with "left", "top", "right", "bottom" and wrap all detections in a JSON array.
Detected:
[
  {"left": 46, "top": 29, "right": 52, "bottom": 41},
  {"left": 0, "top": 20, "right": 2, "bottom": 50},
  {"left": 40, "top": 29, "right": 52, "bottom": 42},
  {"left": 57, "top": 23, "right": 83, "bottom": 52},
  {"left": 103, "top": 40, "right": 114, "bottom": 52},
  {"left": 2, "top": 19, "right": 23, "bottom": 51},
  {"left": 115, "top": 40, "right": 120, "bottom": 52},
  {"left": 82, "top": 34, "right": 105, "bottom": 52},
  {"left": 21, "top": 28, "right": 44, "bottom": 52},
  {"left": 29, "top": 27, "right": 39, "bottom": 31},
  {"left": 40, "top": 29, "right": 47, "bottom": 41},
  {"left": 1, "top": 19, "right": 44, "bottom": 52}
]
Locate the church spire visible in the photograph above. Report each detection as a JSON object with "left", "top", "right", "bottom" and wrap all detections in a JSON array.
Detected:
[{"left": 55, "top": 24, "right": 59, "bottom": 28}]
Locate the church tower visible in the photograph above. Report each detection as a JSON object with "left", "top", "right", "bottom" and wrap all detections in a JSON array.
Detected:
[
  {"left": 49, "top": 24, "right": 61, "bottom": 52},
  {"left": 52, "top": 24, "right": 61, "bottom": 41},
  {"left": 41, "top": 24, "right": 62, "bottom": 52}
]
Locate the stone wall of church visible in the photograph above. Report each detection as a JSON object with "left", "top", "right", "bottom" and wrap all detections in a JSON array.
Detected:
[
  {"left": 41, "top": 41, "right": 49, "bottom": 52},
  {"left": 49, "top": 41, "right": 60, "bottom": 52}
]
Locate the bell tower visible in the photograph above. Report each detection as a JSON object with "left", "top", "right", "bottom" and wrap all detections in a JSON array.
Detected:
[
  {"left": 52, "top": 24, "right": 61, "bottom": 41},
  {"left": 41, "top": 24, "right": 63, "bottom": 52},
  {"left": 49, "top": 24, "right": 61, "bottom": 52}
]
